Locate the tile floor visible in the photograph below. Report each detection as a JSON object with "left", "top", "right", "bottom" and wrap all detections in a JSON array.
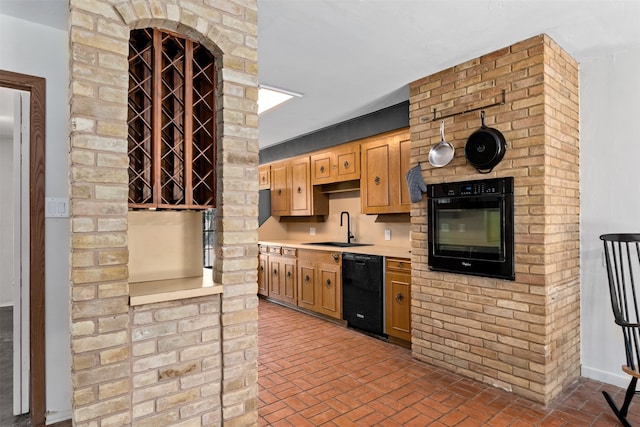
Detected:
[
  {"left": 0, "top": 307, "right": 32, "bottom": 427},
  {"left": 258, "top": 299, "right": 639, "bottom": 426}
]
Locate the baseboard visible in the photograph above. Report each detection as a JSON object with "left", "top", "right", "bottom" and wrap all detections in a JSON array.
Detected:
[
  {"left": 46, "top": 409, "right": 72, "bottom": 426},
  {"left": 581, "top": 365, "right": 630, "bottom": 389}
]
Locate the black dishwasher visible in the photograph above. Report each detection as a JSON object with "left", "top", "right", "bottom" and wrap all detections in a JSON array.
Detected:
[{"left": 342, "top": 253, "right": 384, "bottom": 336}]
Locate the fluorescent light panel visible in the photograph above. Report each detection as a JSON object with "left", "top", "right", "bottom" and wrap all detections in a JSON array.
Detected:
[{"left": 258, "top": 85, "right": 302, "bottom": 114}]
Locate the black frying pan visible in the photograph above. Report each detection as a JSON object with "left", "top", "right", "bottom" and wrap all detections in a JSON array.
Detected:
[{"left": 464, "top": 111, "right": 507, "bottom": 174}]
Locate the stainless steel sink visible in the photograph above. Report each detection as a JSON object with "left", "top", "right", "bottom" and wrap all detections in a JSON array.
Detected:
[{"left": 302, "top": 241, "right": 373, "bottom": 248}]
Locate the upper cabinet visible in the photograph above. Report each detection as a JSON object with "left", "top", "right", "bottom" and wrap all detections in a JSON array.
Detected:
[
  {"left": 360, "top": 128, "right": 411, "bottom": 214},
  {"left": 270, "top": 156, "right": 328, "bottom": 217},
  {"left": 310, "top": 142, "right": 360, "bottom": 185},
  {"left": 258, "top": 164, "right": 271, "bottom": 190}
]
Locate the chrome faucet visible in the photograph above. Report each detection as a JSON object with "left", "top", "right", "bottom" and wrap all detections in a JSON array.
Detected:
[{"left": 340, "top": 211, "right": 354, "bottom": 244}]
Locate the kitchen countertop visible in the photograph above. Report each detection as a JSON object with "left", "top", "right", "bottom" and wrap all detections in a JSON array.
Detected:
[
  {"left": 129, "top": 268, "right": 223, "bottom": 306},
  {"left": 129, "top": 241, "right": 411, "bottom": 306},
  {"left": 258, "top": 240, "right": 412, "bottom": 259}
]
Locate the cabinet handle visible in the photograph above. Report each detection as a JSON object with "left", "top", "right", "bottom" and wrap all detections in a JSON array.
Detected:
[
  {"left": 332, "top": 253, "right": 339, "bottom": 262},
  {"left": 260, "top": 265, "right": 264, "bottom": 271},
  {"left": 325, "top": 279, "right": 331, "bottom": 287},
  {"left": 273, "top": 269, "right": 278, "bottom": 275},
  {"left": 287, "top": 271, "right": 292, "bottom": 278},
  {"left": 374, "top": 176, "right": 380, "bottom": 185},
  {"left": 297, "top": 186, "right": 302, "bottom": 193},
  {"left": 277, "top": 188, "right": 282, "bottom": 195},
  {"left": 320, "top": 165, "right": 325, "bottom": 173},
  {"left": 261, "top": 176, "right": 265, "bottom": 182},
  {"left": 305, "top": 275, "right": 310, "bottom": 283},
  {"left": 395, "top": 293, "right": 404, "bottom": 302},
  {"left": 343, "top": 160, "right": 349, "bottom": 168}
]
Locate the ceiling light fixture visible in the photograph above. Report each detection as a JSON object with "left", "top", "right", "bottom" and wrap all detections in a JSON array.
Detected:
[{"left": 258, "top": 85, "right": 302, "bottom": 115}]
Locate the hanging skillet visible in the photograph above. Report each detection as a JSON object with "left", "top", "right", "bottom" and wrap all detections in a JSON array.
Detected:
[
  {"left": 428, "top": 120, "right": 454, "bottom": 167},
  {"left": 465, "top": 111, "right": 507, "bottom": 174}
]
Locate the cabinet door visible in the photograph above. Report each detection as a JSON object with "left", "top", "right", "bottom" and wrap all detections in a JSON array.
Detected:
[
  {"left": 386, "top": 271, "right": 411, "bottom": 341},
  {"left": 290, "top": 157, "right": 311, "bottom": 215},
  {"left": 385, "top": 258, "right": 411, "bottom": 342},
  {"left": 298, "top": 261, "right": 316, "bottom": 310},
  {"left": 268, "top": 257, "right": 283, "bottom": 298},
  {"left": 361, "top": 140, "right": 391, "bottom": 213},
  {"left": 334, "top": 144, "right": 360, "bottom": 182},
  {"left": 361, "top": 129, "right": 411, "bottom": 214},
  {"left": 310, "top": 152, "right": 332, "bottom": 184},
  {"left": 270, "top": 162, "right": 290, "bottom": 216},
  {"left": 282, "top": 257, "right": 297, "bottom": 305},
  {"left": 398, "top": 135, "right": 412, "bottom": 211},
  {"left": 258, "top": 253, "right": 268, "bottom": 296},
  {"left": 258, "top": 164, "right": 270, "bottom": 190},
  {"left": 317, "top": 262, "right": 341, "bottom": 319}
]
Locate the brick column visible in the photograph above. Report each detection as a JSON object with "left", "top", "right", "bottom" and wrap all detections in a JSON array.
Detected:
[{"left": 69, "top": 0, "right": 259, "bottom": 425}]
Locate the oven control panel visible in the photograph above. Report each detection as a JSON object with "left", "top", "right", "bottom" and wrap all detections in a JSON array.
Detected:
[{"left": 429, "top": 177, "right": 513, "bottom": 198}]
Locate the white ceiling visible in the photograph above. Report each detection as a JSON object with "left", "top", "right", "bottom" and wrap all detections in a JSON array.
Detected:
[{"left": 2, "top": 0, "right": 640, "bottom": 149}]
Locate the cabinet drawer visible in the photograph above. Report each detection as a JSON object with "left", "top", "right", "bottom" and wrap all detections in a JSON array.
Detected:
[
  {"left": 386, "top": 258, "right": 411, "bottom": 273},
  {"left": 282, "top": 247, "right": 297, "bottom": 257},
  {"left": 259, "top": 244, "right": 269, "bottom": 254},
  {"left": 298, "top": 249, "right": 341, "bottom": 265},
  {"left": 269, "top": 246, "right": 282, "bottom": 255}
]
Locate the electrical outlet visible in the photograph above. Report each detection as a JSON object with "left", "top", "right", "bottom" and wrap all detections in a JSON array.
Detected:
[
  {"left": 385, "top": 229, "right": 391, "bottom": 240},
  {"left": 310, "top": 227, "right": 316, "bottom": 236}
]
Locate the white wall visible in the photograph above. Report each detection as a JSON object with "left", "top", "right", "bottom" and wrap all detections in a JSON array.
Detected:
[
  {"left": 0, "top": 14, "right": 72, "bottom": 422},
  {"left": 580, "top": 45, "right": 640, "bottom": 388},
  {"left": 0, "top": 124, "right": 13, "bottom": 307}
]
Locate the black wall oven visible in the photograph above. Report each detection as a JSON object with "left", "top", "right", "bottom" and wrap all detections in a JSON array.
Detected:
[{"left": 427, "top": 177, "right": 515, "bottom": 280}]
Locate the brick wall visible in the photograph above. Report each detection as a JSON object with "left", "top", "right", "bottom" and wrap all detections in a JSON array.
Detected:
[
  {"left": 69, "top": 0, "right": 258, "bottom": 425},
  {"left": 131, "top": 297, "right": 222, "bottom": 426},
  {"left": 408, "top": 34, "right": 580, "bottom": 404}
]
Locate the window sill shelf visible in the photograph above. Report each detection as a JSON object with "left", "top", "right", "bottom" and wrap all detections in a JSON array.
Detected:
[{"left": 129, "top": 269, "right": 223, "bottom": 306}]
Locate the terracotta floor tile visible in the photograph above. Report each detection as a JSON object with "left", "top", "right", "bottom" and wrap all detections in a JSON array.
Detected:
[{"left": 257, "top": 299, "right": 640, "bottom": 426}]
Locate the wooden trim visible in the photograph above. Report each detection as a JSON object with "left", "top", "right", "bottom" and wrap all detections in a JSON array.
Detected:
[
  {"left": 184, "top": 39, "right": 194, "bottom": 206},
  {"left": 152, "top": 29, "right": 162, "bottom": 208},
  {"left": 0, "top": 69, "right": 47, "bottom": 426}
]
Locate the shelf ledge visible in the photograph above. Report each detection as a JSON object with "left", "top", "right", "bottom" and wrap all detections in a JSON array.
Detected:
[{"left": 129, "top": 270, "right": 223, "bottom": 306}]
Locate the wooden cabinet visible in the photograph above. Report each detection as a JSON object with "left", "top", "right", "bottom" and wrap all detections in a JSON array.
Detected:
[
  {"left": 385, "top": 257, "right": 411, "bottom": 342},
  {"left": 297, "top": 249, "right": 342, "bottom": 320},
  {"left": 258, "top": 245, "right": 269, "bottom": 296},
  {"left": 270, "top": 156, "right": 328, "bottom": 217},
  {"left": 266, "top": 246, "right": 297, "bottom": 305},
  {"left": 270, "top": 161, "right": 290, "bottom": 215},
  {"left": 258, "top": 164, "right": 270, "bottom": 190},
  {"left": 310, "top": 142, "right": 360, "bottom": 185},
  {"left": 360, "top": 128, "right": 411, "bottom": 214},
  {"left": 290, "top": 157, "right": 312, "bottom": 215}
]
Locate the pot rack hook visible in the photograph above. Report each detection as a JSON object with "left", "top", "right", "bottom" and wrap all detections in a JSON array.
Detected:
[{"left": 480, "top": 110, "right": 486, "bottom": 126}]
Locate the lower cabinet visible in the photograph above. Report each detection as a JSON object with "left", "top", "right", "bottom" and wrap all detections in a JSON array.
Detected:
[
  {"left": 297, "top": 249, "right": 342, "bottom": 320},
  {"left": 385, "top": 257, "right": 411, "bottom": 342},
  {"left": 258, "top": 245, "right": 268, "bottom": 296},
  {"left": 258, "top": 245, "right": 341, "bottom": 320},
  {"left": 266, "top": 246, "right": 297, "bottom": 306}
]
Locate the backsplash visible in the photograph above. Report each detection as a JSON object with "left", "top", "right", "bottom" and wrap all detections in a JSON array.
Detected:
[
  {"left": 409, "top": 34, "right": 580, "bottom": 405},
  {"left": 259, "top": 192, "right": 411, "bottom": 247}
]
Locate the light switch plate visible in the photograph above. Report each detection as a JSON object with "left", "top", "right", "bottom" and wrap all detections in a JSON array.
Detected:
[
  {"left": 45, "top": 197, "right": 69, "bottom": 218},
  {"left": 310, "top": 227, "right": 316, "bottom": 236},
  {"left": 385, "top": 229, "right": 391, "bottom": 240}
]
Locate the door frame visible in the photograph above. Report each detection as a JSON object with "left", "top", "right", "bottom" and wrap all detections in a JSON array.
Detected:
[{"left": 0, "top": 69, "right": 46, "bottom": 427}]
